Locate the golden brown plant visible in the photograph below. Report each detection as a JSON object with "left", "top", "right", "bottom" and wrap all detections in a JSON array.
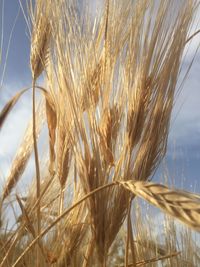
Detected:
[{"left": 0, "top": 0, "right": 200, "bottom": 266}]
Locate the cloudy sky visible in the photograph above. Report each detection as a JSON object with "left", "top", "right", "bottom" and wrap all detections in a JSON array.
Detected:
[{"left": 0, "top": 0, "right": 200, "bottom": 193}]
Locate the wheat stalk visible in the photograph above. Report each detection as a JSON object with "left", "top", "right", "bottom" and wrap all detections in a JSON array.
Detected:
[
  {"left": 30, "top": 2, "right": 51, "bottom": 265},
  {"left": 30, "top": 4, "right": 51, "bottom": 180}
]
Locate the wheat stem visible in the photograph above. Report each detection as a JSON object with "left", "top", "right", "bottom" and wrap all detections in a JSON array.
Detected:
[
  {"left": 128, "top": 198, "right": 136, "bottom": 267},
  {"left": 125, "top": 199, "right": 130, "bottom": 267},
  {"left": 32, "top": 78, "right": 41, "bottom": 267},
  {"left": 185, "top": 28, "right": 200, "bottom": 44}
]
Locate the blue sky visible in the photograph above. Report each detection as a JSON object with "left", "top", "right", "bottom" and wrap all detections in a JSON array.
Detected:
[
  {"left": 0, "top": 0, "right": 200, "bottom": 193},
  {"left": 0, "top": 0, "right": 31, "bottom": 84}
]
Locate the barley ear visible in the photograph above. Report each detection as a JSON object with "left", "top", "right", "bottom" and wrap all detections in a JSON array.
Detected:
[
  {"left": 30, "top": 16, "right": 51, "bottom": 80},
  {"left": 121, "top": 181, "right": 200, "bottom": 232}
]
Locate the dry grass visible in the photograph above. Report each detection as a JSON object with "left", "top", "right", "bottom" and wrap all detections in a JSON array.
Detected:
[
  {"left": 30, "top": 1, "right": 52, "bottom": 261},
  {"left": 0, "top": 0, "right": 200, "bottom": 266}
]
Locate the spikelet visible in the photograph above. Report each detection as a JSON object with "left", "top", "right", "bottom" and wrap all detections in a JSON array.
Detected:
[
  {"left": 45, "top": 93, "right": 57, "bottom": 175},
  {"left": 81, "top": 54, "right": 104, "bottom": 112},
  {"left": 99, "top": 105, "right": 121, "bottom": 167},
  {"left": 56, "top": 121, "right": 72, "bottom": 189},
  {"left": 127, "top": 70, "right": 152, "bottom": 149},
  {"left": 30, "top": 4, "right": 51, "bottom": 80}
]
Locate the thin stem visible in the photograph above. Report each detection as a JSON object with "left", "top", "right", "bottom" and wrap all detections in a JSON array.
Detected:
[
  {"left": 32, "top": 78, "right": 41, "bottom": 267},
  {"left": 59, "top": 187, "right": 64, "bottom": 215},
  {"left": 125, "top": 199, "right": 131, "bottom": 267},
  {"left": 185, "top": 29, "right": 200, "bottom": 44},
  {"left": 58, "top": 187, "right": 64, "bottom": 238},
  {"left": 128, "top": 199, "right": 136, "bottom": 267}
]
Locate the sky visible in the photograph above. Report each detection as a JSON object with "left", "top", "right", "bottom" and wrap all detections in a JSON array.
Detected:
[{"left": 0, "top": 0, "right": 200, "bottom": 195}]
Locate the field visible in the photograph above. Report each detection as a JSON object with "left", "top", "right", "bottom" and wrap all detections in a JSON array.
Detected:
[{"left": 0, "top": 1, "right": 200, "bottom": 266}]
